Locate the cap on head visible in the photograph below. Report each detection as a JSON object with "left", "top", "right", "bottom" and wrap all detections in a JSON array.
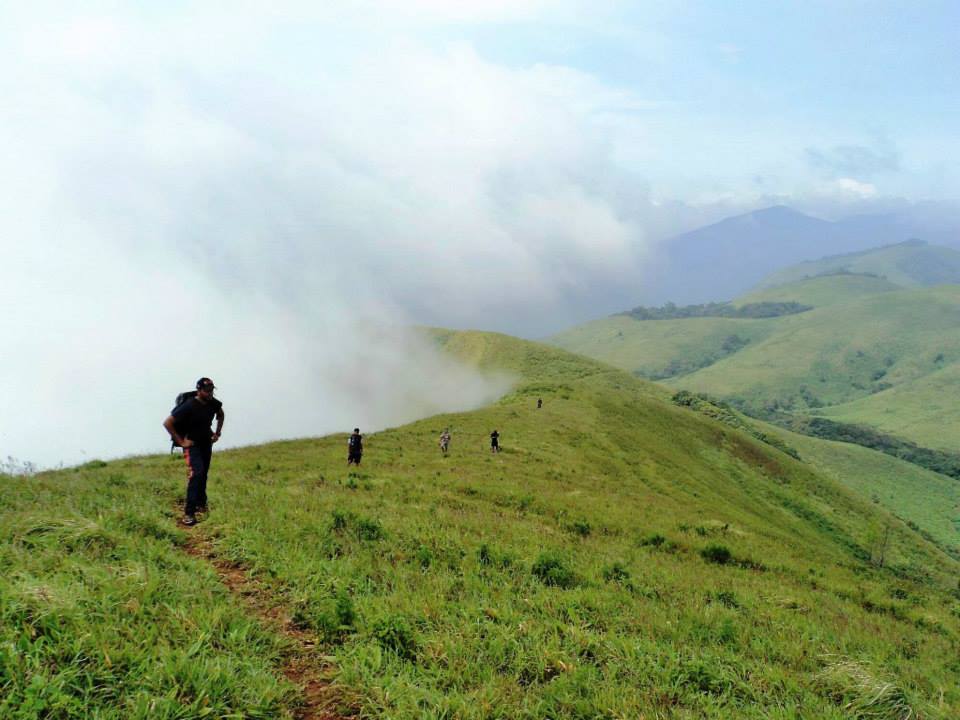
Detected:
[{"left": 196, "top": 377, "right": 216, "bottom": 392}]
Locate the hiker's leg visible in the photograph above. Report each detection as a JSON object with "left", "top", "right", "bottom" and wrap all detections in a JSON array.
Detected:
[
  {"left": 198, "top": 444, "right": 212, "bottom": 509},
  {"left": 184, "top": 448, "right": 204, "bottom": 516}
]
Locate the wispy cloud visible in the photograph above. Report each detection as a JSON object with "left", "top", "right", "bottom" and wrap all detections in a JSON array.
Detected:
[{"left": 805, "top": 142, "right": 901, "bottom": 179}]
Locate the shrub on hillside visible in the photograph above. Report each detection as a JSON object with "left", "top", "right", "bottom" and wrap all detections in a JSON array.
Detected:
[
  {"left": 532, "top": 552, "right": 578, "bottom": 588},
  {"left": 638, "top": 532, "right": 666, "bottom": 547},
  {"left": 372, "top": 615, "right": 417, "bottom": 660},
  {"left": 602, "top": 562, "right": 631, "bottom": 584},
  {"left": 355, "top": 518, "right": 384, "bottom": 541},
  {"left": 701, "top": 544, "right": 733, "bottom": 565}
]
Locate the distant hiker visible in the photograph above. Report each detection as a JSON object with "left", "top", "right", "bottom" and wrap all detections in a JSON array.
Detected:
[
  {"left": 348, "top": 428, "right": 363, "bottom": 466},
  {"left": 537, "top": 397, "right": 542, "bottom": 409},
  {"left": 163, "top": 377, "right": 224, "bottom": 527},
  {"left": 439, "top": 429, "right": 451, "bottom": 455},
  {"left": 490, "top": 429, "right": 500, "bottom": 453}
]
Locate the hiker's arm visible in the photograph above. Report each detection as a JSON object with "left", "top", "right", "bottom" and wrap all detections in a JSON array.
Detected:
[
  {"left": 213, "top": 408, "right": 224, "bottom": 442},
  {"left": 163, "top": 415, "right": 192, "bottom": 448}
]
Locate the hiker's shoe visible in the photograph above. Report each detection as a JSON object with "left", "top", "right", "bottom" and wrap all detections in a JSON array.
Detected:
[
  {"left": 197, "top": 505, "right": 209, "bottom": 514},
  {"left": 182, "top": 514, "right": 197, "bottom": 527}
]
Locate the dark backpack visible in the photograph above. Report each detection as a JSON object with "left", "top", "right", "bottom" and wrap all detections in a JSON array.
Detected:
[{"left": 169, "top": 390, "right": 196, "bottom": 451}]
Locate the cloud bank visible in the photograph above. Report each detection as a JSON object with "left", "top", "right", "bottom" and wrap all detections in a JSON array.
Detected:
[{"left": 0, "top": 4, "right": 649, "bottom": 468}]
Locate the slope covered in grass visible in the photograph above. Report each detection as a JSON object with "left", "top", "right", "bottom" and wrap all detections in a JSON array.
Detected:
[
  {"left": 672, "top": 285, "right": 960, "bottom": 412},
  {"left": 4, "top": 330, "right": 959, "bottom": 718},
  {"left": 735, "top": 273, "right": 902, "bottom": 308},
  {"left": 543, "top": 314, "right": 778, "bottom": 381},
  {"left": 751, "top": 418, "right": 960, "bottom": 555},
  {"left": 813, "top": 363, "right": 960, "bottom": 452},
  {"left": 549, "top": 278, "right": 960, "bottom": 449},
  {"left": 546, "top": 272, "right": 912, "bottom": 384},
  {"left": 757, "top": 240, "right": 960, "bottom": 290}
]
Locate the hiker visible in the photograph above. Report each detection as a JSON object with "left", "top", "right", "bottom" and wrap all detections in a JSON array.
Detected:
[
  {"left": 537, "top": 397, "right": 542, "bottom": 409},
  {"left": 348, "top": 428, "right": 363, "bottom": 466},
  {"left": 490, "top": 429, "right": 500, "bottom": 453},
  {"left": 439, "top": 428, "right": 451, "bottom": 455},
  {"left": 163, "top": 377, "right": 224, "bottom": 527}
]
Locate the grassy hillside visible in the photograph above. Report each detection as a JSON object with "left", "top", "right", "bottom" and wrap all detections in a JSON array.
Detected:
[
  {"left": 736, "top": 273, "right": 902, "bottom": 308},
  {"left": 3, "top": 331, "right": 960, "bottom": 718},
  {"left": 815, "top": 363, "right": 960, "bottom": 452},
  {"left": 545, "top": 314, "right": 778, "bottom": 381},
  {"left": 751, "top": 418, "right": 960, "bottom": 555},
  {"left": 757, "top": 240, "right": 960, "bottom": 289},
  {"left": 550, "top": 277, "right": 960, "bottom": 448},
  {"left": 671, "top": 285, "right": 960, "bottom": 411}
]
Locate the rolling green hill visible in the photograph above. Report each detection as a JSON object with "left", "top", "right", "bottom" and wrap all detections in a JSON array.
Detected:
[
  {"left": 3, "top": 331, "right": 959, "bottom": 718},
  {"left": 549, "top": 263, "right": 960, "bottom": 453},
  {"left": 753, "top": 418, "right": 960, "bottom": 554},
  {"left": 757, "top": 239, "right": 960, "bottom": 290},
  {"left": 814, "top": 362, "right": 960, "bottom": 452},
  {"left": 668, "top": 285, "right": 960, "bottom": 412},
  {"left": 735, "top": 273, "right": 902, "bottom": 308}
]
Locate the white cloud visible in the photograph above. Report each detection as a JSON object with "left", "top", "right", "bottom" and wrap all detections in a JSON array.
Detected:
[
  {"left": 830, "top": 177, "right": 878, "bottom": 199},
  {"left": 0, "top": 3, "right": 654, "bottom": 467}
]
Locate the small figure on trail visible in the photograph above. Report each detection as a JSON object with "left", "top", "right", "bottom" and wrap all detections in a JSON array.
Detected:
[
  {"left": 490, "top": 429, "right": 500, "bottom": 453},
  {"left": 163, "top": 377, "right": 224, "bottom": 527},
  {"left": 348, "top": 428, "right": 363, "bottom": 466},
  {"left": 439, "top": 428, "right": 451, "bottom": 455},
  {"left": 537, "top": 397, "right": 543, "bottom": 409}
]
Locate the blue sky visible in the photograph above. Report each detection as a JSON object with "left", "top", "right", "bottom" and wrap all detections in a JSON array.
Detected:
[{"left": 436, "top": 1, "right": 959, "bottom": 202}]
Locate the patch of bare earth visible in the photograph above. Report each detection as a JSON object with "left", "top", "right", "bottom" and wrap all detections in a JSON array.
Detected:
[{"left": 180, "top": 524, "right": 352, "bottom": 720}]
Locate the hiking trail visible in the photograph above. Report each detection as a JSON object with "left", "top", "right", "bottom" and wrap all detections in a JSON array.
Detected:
[{"left": 178, "top": 519, "right": 350, "bottom": 719}]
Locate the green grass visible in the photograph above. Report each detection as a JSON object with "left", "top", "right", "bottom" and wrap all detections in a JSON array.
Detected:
[
  {"left": 815, "top": 363, "right": 960, "bottom": 452},
  {"left": 736, "top": 273, "right": 902, "bottom": 308},
  {"left": 757, "top": 240, "right": 960, "bottom": 290},
  {"left": 550, "top": 279, "right": 960, "bottom": 450},
  {"left": 751, "top": 418, "right": 960, "bottom": 555},
  {"left": 3, "top": 330, "right": 960, "bottom": 718},
  {"left": 0, "top": 467, "right": 298, "bottom": 718},
  {"left": 669, "top": 285, "right": 960, "bottom": 413},
  {"left": 547, "top": 314, "right": 778, "bottom": 381}
]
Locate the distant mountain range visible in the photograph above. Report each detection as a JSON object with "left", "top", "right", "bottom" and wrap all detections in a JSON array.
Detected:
[{"left": 645, "top": 205, "right": 959, "bottom": 304}]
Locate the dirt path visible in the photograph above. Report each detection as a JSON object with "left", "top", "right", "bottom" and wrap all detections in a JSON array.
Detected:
[{"left": 179, "top": 524, "right": 349, "bottom": 720}]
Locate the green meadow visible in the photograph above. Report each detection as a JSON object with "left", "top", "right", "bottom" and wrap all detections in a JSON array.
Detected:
[
  {"left": 814, "top": 363, "right": 960, "bottom": 452},
  {"left": 3, "top": 331, "right": 960, "bottom": 718},
  {"left": 549, "top": 247, "right": 960, "bottom": 453},
  {"left": 756, "top": 240, "right": 960, "bottom": 290}
]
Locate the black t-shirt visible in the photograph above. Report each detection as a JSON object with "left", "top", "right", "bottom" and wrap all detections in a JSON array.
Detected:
[
  {"left": 490, "top": 431, "right": 499, "bottom": 445},
  {"left": 172, "top": 396, "right": 223, "bottom": 445}
]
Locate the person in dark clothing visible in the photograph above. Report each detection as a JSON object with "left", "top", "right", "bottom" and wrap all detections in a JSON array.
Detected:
[
  {"left": 348, "top": 428, "right": 363, "bottom": 465},
  {"left": 163, "top": 377, "right": 224, "bottom": 526},
  {"left": 490, "top": 429, "right": 500, "bottom": 453},
  {"left": 537, "top": 397, "right": 542, "bottom": 409}
]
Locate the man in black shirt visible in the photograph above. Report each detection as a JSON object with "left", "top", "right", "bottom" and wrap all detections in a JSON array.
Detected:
[
  {"left": 348, "top": 428, "right": 363, "bottom": 466},
  {"left": 163, "top": 377, "right": 224, "bottom": 526}
]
